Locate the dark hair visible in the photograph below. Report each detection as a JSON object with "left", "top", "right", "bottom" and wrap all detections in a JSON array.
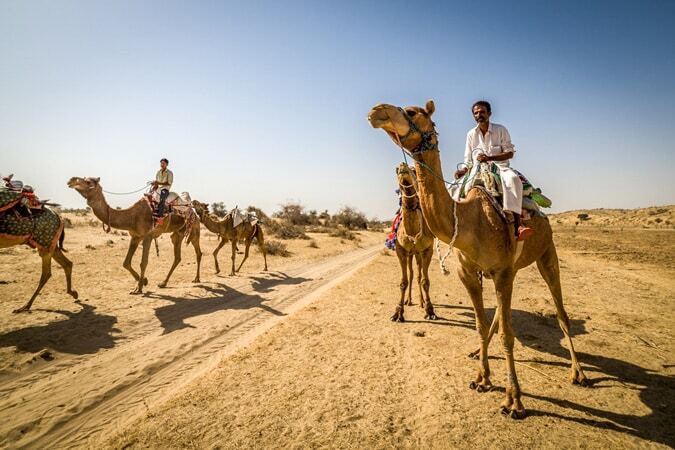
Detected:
[
  {"left": 160, "top": 158, "right": 169, "bottom": 164},
  {"left": 472, "top": 100, "right": 491, "bottom": 114}
]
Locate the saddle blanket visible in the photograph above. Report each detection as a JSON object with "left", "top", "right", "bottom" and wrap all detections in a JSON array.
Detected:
[
  {"left": 449, "top": 162, "right": 551, "bottom": 215},
  {"left": 0, "top": 207, "right": 63, "bottom": 253}
]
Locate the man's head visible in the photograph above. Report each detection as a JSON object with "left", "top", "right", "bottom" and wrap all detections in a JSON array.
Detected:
[
  {"left": 160, "top": 158, "right": 169, "bottom": 170},
  {"left": 472, "top": 100, "right": 492, "bottom": 125}
]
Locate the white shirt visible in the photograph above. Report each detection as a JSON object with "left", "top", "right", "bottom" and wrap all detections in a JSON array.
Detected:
[{"left": 464, "top": 122, "right": 516, "bottom": 168}]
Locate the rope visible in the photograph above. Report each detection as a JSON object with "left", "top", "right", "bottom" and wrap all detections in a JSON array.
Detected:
[{"left": 102, "top": 182, "right": 151, "bottom": 195}]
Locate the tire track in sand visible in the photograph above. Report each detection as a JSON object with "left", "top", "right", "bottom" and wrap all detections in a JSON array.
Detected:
[{"left": 0, "top": 245, "right": 380, "bottom": 449}]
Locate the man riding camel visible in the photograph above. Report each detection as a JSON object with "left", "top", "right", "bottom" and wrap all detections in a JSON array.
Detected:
[
  {"left": 454, "top": 101, "right": 533, "bottom": 241},
  {"left": 153, "top": 158, "right": 173, "bottom": 221}
]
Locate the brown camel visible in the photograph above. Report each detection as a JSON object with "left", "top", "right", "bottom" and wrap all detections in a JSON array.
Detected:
[
  {"left": 368, "top": 100, "right": 588, "bottom": 419},
  {"left": 390, "top": 162, "right": 437, "bottom": 321},
  {"left": 191, "top": 201, "right": 268, "bottom": 276},
  {"left": 67, "top": 177, "right": 202, "bottom": 294},
  {"left": 0, "top": 211, "right": 78, "bottom": 312}
]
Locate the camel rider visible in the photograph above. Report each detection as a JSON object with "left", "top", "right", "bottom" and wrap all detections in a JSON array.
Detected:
[
  {"left": 454, "top": 101, "right": 533, "bottom": 241},
  {"left": 153, "top": 158, "right": 173, "bottom": 218}
]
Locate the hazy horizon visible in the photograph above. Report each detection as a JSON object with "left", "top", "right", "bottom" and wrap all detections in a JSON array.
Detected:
[{"left": 2, "top": 1, "right": 674, "bottom": 220}]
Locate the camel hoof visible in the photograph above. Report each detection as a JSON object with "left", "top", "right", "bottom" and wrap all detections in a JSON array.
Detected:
[
  {"left": 404, "top": 300, "right": 414, "bottom": 306},
  {"left": 390, "top": 314, "right": 405, "bottom": 323},
  {"left": 158, "top": 282, "right": 167, "bottom": 289},
  {"left": 130, "top": 289, "right": 143, "bottom": 295},
  {"left": 572, "top": 374, "right": 590, "bottom": 387},
  {"left": 70, "top": 290, "right": 79, "bottom": 299},
  {"left": 476, "top": 384, "right": 493, "bottom": 393},
  {"left": 425, "top": 313, "right": 438, "bottom": 320},
  {"left": 192, "top": 278, "right": 200, "bottom": 283},
  {"left": 142, "top": 278, "right": 149, "bottom": 286},
  {"left": 12, "top": 307, "right": 31, "bottom": 314},
  {"left": 468, "top": 349, "right": 480, "bottom": 360},
  {"left": 469, "top": 381, "right": 478, "bottom": 390}
]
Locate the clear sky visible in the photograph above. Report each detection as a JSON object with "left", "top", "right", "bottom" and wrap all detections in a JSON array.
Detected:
[{"left": 2, "top": 0, "right": 674, "bottom": 219}]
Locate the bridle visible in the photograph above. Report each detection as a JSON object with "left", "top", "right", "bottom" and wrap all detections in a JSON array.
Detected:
[{"left": 395, "top": 107, "right": 439, "bottom": 156}]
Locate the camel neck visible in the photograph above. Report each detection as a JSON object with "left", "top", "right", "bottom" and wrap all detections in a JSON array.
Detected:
[
  {"left": 413, "top": 149, "right": 460, "bottom": 246},
  {"left": 87, "top": 191, "right": 135, "bottom": 231},
  {"left": 200, "top": 212, "right": 223, "bottom": 233}
]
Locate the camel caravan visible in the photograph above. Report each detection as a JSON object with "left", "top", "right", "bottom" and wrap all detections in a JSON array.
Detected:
[{"left": 1, "top": 98, "right": 588, "bottom": 419}]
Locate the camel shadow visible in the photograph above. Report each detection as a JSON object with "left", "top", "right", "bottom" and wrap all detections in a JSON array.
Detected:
[
  {"left": 248, "top": 271, "right": 311, "bottom": 293},
  {"left": 505, "top": 308, "right": 675, "bottom": 448},
  {"left": 145, "top": 284, "right": 286, "bottom": 335},
  {"left": 0, "top": 301, "right": 119, "bottom": 355}
]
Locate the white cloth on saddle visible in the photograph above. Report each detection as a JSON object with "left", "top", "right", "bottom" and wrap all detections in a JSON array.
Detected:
[
  {"left": 464, "top": 122, "right": 522, "bottom": 215},
  {"left": 151, "top": 190, "right": 192, "bottom": 213},
  {"left": 230, "top": 207, "right": 258, "bottom": 228}
]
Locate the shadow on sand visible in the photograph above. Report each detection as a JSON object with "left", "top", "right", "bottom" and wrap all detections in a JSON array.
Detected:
[
  {"left": 0, "top": 301, "right": 119, "bottom": 355},
  {"left": 465, "top": 307, "right": 674, "bottom": 447},
  {"left": 144, "top": 271, "right": 311, "bottom": 334}
]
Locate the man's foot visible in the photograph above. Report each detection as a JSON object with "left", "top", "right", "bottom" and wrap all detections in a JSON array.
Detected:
[{"left": 517, "top": 226, "right": 534, "bottom": 241}]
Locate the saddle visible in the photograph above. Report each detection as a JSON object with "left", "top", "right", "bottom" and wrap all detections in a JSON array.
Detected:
[
  {"left": 145, "top": 190, "right": 193, "bottom": 218},
  {"left": 451, "top": 163, "right": 551, "bottom": 216},
  {"left": 1, "top": 175, "right": 56, "bottom": 216},
  {"left": 229, "top": 206, "right": 259, "bottom": 228}
]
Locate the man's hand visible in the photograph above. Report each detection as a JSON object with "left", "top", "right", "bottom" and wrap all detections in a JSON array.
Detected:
[
  {"left": 476, "top": 153, "right": 490, "bottom": 163},
  {"left": 454, "top": 168, "right": 468, "bottom": 179}
]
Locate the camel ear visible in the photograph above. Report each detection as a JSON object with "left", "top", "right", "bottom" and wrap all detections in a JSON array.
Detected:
[
  {"left": 425, "top": 100, "right": 435, "bottom": 116},
  {"left": 92, "top": 177, "right": 100, "bottom": 184}
]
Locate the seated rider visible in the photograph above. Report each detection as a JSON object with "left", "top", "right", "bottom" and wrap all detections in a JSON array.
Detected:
[
  {"left": 153, "top": 158, "right": 173, "bottom": 219},
  {"left": 454, "top": 101, "right": 533, "bottom": 241}
]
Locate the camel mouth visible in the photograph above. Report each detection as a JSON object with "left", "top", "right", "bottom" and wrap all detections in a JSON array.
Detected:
[
  {"left": 67, "top": 178, "right": 80, "bottom": 188},
  {"left": 367, "top": 104, "right": 394, "bottom": 129}
]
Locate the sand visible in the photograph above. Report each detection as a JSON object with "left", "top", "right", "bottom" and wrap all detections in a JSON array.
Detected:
[{"left": 1, "top": 210, "right": 674, "bottom": 449}]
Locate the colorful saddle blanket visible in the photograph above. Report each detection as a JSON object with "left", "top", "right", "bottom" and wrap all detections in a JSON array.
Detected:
[
  {"left": 145, "top": 191, "right": 194, "bottom": 217},
  {"left": 0, "top": 207, "right": 63, "bottom": 253},
  {"left": 450, "top": 163, "right": 551, "bottom": 214},
  {"left": 385, "top": 210, "right": 402, "bottom": 250},
  {"left": 0, "top": 189, "right": 23, "bottom": 213}
]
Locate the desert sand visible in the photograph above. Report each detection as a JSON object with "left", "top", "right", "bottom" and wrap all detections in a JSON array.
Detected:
[{"left": 1, "top": 208, "right": 674, "bottom": 449}]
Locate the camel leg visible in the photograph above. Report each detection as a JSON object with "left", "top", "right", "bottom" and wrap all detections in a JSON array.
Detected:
[
  {"left": 123, "top": 236, "right": 147, "bottom": 287},
  {"left": 536, "top": 246, "right": 589, "bottom": 386},
  {"left": 494, "top": 269, "right": 526, "bottom": 419},
  {"left": 13, "top": 253, "right": 52, "bottom": 313},
  {"left": 420, "top": 247, "right": 437, "bottom": 320},
  {"left": 52, "top": 247, "right": 78, "bottom": 300},
  {"left": 191, "top": 230, "right": 202, "bottom": 283},
  {"left": 458, "top": 259, "right": 492, "bottom": 392},
  {"left": 236, "top": 239, "right": 252, "bottom": 273},
  {"left": 404, "top": 253, "right": 414, "bottom": 306},
  {"left": 256, "top": 227, "right": 268, "bottom": 271},
  {"left": 158, "top": 233, "right": 182, "bottom": 288},
  {"left": 469, "top": 308, "right": 499, "bottom": 359},
  {"left": 415, "top": 252, "right": 424, "bottom": 308},
  {"left": 213, "top": 237, "right": 227, "bottom": 274},
  {"left": 131, "top": 236, "right": 153, "bottom": 294},
  {"left": 229, "top": 240, "right": 238, "bottom": 276},
  {"left": 392, "top": 246, "right": 408, "bottom": 322}
]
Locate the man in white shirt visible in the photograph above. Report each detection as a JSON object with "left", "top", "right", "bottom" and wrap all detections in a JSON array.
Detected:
[{"left": 454, "top": 101, "right": 533, "bottom": 241}]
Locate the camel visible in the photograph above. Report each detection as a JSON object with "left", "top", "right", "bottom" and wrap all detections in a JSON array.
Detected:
[
  {"left": 390, "top": 162, "right": 437, "bottom": 322},
  {"left": 0, "top": 209, "right": 78, "bottom": 312},
  {"left": 368, "top": 100, "right": 588, "bottom": 419},
  {"left": 191, "top": 201, "right": 267, "bottom": 276},
  {"left": 67, "top": 177, "right": 202, "bottom": 294}
]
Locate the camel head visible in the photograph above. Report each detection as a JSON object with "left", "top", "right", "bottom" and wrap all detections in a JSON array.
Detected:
[
  {"left": 368, "top": 100, "right": 437, "bottom": 153},
  {"left": 191, "top": 200, "right": 209, "bottom": 217},
  {"left": 67, "top": 176, "right": 102, "bottom": 200},
  {"left": 396, "top": 162, "right": 416, "bottom": 189}
]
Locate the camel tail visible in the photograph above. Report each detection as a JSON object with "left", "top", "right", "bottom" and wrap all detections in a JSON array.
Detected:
[
  {"left": 435, "top": 238, "right": 451, "bottom": 275},
  {"left": 154, "top": 238, "right": 160, "bottom": 257},
  {"left": 59, "top": 228, "right": 68, "bottom": 253}
]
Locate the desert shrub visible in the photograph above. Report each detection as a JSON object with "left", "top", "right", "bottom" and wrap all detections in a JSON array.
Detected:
[
  {"left": 332, "top": 206, "right": 368, "bottom": 230},
  {"left": 63, "top": 217, "right": 74, "bottom": 228},
  {"left": 270, "top": 221, "right": 309, "bottom": 240},
  {"left": 308, "top": 240, "right": 319, "bottom": 248},
  {"left": 211, "top": 202, "right": 227, "bottom": 218},
  {"left": 330, "top": 228, "right": 357, "bottom": 241},
  {"left": 273, "top": 202, "right": 312, "bottom": 226},
  {"left": 265, "top": 240, "right": 290, "bottom": 257},
  {"left": 577, "top": 213, "right": 591, "bottom": 221}
]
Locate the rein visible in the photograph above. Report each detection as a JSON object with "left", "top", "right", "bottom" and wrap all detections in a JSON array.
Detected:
[{"left": 102, "top": 182, "right": 152, "bottom": 196}]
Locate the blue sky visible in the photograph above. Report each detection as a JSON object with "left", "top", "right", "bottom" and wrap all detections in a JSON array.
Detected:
[{"left": 2, "top": 0, "right": 674, "bottom": 219}]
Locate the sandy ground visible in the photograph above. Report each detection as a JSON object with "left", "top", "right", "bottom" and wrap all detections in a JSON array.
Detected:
[
  {"left": 1, "top": 212, "right": 674, "bottom": 449},
  {"left": 102, "top": 223, "right": 674, "bottom": 450},
  {"left": 0, "top": 215, "right": 382, "bottom": 448}
]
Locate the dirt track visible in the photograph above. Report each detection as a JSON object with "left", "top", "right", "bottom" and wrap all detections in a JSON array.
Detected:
[{"left": 0, "top": 222, "right": 381, "bottom": 448}]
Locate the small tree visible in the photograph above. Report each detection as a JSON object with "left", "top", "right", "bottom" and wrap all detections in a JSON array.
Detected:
[
  {"left": 211, "top": 202, "right": 227, "bottom": 218},
  {"left": 332, "top": 206, "right": 368, "bottom": 230},
  {"left": 273, "top": 202, "right": 311, "bottom": 226}
]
